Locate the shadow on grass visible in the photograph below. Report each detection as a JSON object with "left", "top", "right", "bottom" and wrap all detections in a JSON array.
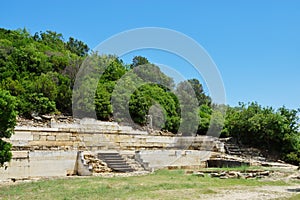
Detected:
[{"left": 287, "top": 188, "right": 300, "bottom": 193}]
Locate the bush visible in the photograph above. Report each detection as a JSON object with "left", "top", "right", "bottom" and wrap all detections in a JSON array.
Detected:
[
  {"left": 0, "top": 140, "right": 12, "bottom": 167},
  {"left": 283, "top": 152, "right": 300, "bottom": 166},
  {"left": 0, "top": 90, "right": 17, "bottom": 166}
]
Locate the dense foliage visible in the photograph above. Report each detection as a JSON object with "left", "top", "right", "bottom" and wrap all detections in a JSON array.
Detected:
[
  {"left": 129, "top": 83, "right": 181, "bottom": 132},
  {"left": 0, "top": 28, "right": 88, "bottom": 117},
  {"left": 222, "top": 103, "right": 300, "bottom": 164},
  {"left": 0, "top": 90, "right": 17, "bottom": 166},
  {"left": 0, "top": 27, "right": 299, "bottom": 165}
]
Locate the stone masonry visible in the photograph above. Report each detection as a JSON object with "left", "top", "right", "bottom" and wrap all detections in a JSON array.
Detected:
[{"left": 0, "top": 118, "right": 225, "bottom": 181}]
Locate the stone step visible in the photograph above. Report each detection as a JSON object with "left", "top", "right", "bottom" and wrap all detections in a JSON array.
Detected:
[
  {"left": 106, "top": 160, "right": 128, "bottom": 163},
  {"left": 98, "top": 152, "right": 134, "bottom": 173},
  {"left": 108, "top": 163, "right": 129, "bottom": 166},
  {"left": 224, "top": 141, "right": 242, "bottom": 156},
  {"left": 227, "top": 148, "right": 241, "bottom": 151},
  {"left": 99, "top": 156, "right": 124, "bottom": 160},
  {"left": 111, "top": 168, "right": 134, "bottom": 172},
  {"left": 99, "top": 154, "right": 122, "bottom": 156}
]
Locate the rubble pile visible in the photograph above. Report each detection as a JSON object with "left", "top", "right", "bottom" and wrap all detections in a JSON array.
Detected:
[
  {"left": 189, "top": 170, "right": 272, "bottom": 179},
  {"left": 83, "top": 154, "right": 112, "bottom": 173},
  {"left": 17, "top": 115, "right": 76, "bottom": 127}
]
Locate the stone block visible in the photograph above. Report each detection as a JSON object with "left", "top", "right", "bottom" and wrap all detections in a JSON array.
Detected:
[
  {"left": 34, "top": 131, "right": 49, "bottom": 136},
  {"left": 56, "top": 133, "right": 71, "bottom": 141},
  {"left": 32, "top": 134, "right": 40, "bottom": 141},
  {"left": 28, "top": 141, "right": 73, "bottom": 147},
  {"left": 91, "top": 146, "right": 99, "bottom": 151},
  {"left": 10, "top": 140, "right": 29, "bottom": 147},
  {"left": 40, "top": 135, "right": 47, "bottom": 141},
  {"left": 118, "top": 137, "right": 137, "bottom": 143},
  {"left": 91, "top": 134, "right": 104, "bottom": 142},
  {"left": 95, "top": 136, "right": 109, "bottom": 143},
  {"left": 58, "top": 128, "right": 71, "bottom": 132},
  {"left": 70, "top": 128, "right": 79, "bottom": 132},
  {"left": 105, "top": 125, "right": 120, "bottom": 131},
  {"left": 83, "top": 136, "right": 93, "bottom": 142},
  {"left": 11, "top": 131, "right": 33, "bottom": 141},
  {"left": 111, "top": 135, "right": 122, "bottom": 143},
  {"left": 12, "top": 151, "right": 29, "bottom": 159},
  {"left": 101, "top": 130, "right": 118, "bottom": 134},
  {"left": 123, "top": 130, "right": 147, "bottom": 135},
  {"left": 70, "top": 136, "right": 78, "bottom": 141},
  {"left": 83, "top": 141, "right": 99, "bottom": 147},
  {"left": 17, "top": 127, "right": 48, "bottom": 132},
  {"left": 37, "top": 127, "right": 59, "bottom": 132},
  {"left": 146, "top": 136, "right": 173, "bottom": 143},
  {"left": 119, "top": 126, "right": 132, "bottom": 132},
  {"left": 47, "top": 135, "right": 56, "bottom": 141}
]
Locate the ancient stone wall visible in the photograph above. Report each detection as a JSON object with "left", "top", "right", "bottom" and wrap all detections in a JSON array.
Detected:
[
  {"left": 9, "top": 126, "right": 222, "bottom": 152},
  {"left": 136, "top": 150, "right": 209, "bottom": 170},
  {"left": 0, "top": 150, "right": 77, "bottom": 181},
  {"left": 0, "top": 119, "right": 224, "bottom": 181}
]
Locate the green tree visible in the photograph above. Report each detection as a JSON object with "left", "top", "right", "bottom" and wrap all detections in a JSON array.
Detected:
[
  {"left": 129, "top": 83, "right": 180, "bottom": 133},
  {"left": 130, "top": 56, "right": 149, "bottom": 69},
  {"left": 175, "top": 80, "right": 199, "bottom": 135},
  {"left": 73, "top": 54, "right": 120, "bottom": 118},
  {"left": 0, "top": 90, "right": 17, "bottom": 167},
  {"left": 39, "top": 30, "right": 65, "bottom": 50},
  {"left": 187, "top": 79, "right": 211, "bottom": 106},
  {"left": 95, "top": 83, "right": 113, "bottom": 120},
  {"left": 111, "top": 61, "right": 179, "bottom": 132},
  {"left": 66, "top": 37, "right": 89, "bottom": 57},
  {"left": 197, "top": 104, "right": 212, "bottom": 135}
]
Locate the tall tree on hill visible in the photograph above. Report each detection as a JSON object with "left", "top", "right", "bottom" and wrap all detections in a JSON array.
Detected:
[{"left": 187, "top": 79, "right": 211, "bottom": 106}]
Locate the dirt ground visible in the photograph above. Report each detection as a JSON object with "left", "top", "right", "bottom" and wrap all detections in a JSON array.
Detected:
[
  {"left": 199, "top": 185, "right": 300, "bottom": 200},
  {"left": 200, "top": 167, "right": 300, "bottom": 200}
]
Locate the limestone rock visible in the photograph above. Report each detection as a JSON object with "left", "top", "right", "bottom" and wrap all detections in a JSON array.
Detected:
[
  {"left": 210, "top": 173, "right": 221, "bottom": 178},
  {"left": 83, "top": 153, "right": 112, "bottom": 173},
  {"left": 193, "top": 172, "right": 205, "bottom": 177}
]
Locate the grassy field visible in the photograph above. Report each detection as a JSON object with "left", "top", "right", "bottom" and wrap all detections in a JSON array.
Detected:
[{"left": 0, "top": 169, "right": 299, "bottom": 200}]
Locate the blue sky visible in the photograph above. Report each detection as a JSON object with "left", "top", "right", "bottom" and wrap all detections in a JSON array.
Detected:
[{"left": 1, "top": 0, "right": 300, "bottom": 109}]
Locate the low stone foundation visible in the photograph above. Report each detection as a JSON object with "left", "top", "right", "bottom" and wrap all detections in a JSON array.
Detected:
[
  {"left": 136, "top": 150, "right": 209, "bottom": 170},
  {"left": 0, "top": 150, "right": 77, "bottom": 181}
]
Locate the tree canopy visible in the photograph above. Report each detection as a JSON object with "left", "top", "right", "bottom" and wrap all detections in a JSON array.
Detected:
[{"left": 0, "top": 28, "right": 88, "bottom": 117}]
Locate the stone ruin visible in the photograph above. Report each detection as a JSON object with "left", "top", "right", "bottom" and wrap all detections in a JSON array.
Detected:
[{"left": 1, "top": 117, "right": 294, "bottom": 182}]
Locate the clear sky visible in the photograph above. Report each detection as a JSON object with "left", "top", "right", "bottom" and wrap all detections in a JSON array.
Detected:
[{"left": 1, "top": 0, "right": 300, "bottom": 109}]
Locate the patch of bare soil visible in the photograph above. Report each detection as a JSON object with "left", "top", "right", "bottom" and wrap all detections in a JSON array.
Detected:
[
  {"left": 198, "top": 167, "right": 300, "bottom": 200},
  {"left": 200, "top": 185, "right": 300, "bottom": 200}
]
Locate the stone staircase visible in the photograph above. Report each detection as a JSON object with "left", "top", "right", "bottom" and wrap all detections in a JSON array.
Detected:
[
  {"left": 98, "top": 152, "right": 134, "bottom": 172},
  {"left": 223, "top": 138, "right": 242, "bottom": 156},
  {"left": 120, "top": 151, "right": 146, "bottom": 171}
]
